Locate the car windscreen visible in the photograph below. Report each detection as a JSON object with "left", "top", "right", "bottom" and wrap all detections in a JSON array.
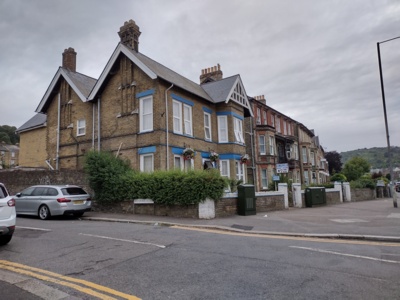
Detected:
[{"left": 61, "top": 187, "right": 87, "bottom": 195}]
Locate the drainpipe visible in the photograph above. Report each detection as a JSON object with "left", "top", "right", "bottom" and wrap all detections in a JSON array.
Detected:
[
  {"left": 249, "top": 117, "right": 257, "bottom": 190},
  {"left": 97, "top": 96, "right": 101, "bottom": 151},
  {"left": 92, "top": 102, "right": 95, "bottom": 149},
  {"left": 56, "top": 93, "right": 61, "bottom": 170},
  {"left": 165, "top": 84, "right": 174, "bottom": 170}
]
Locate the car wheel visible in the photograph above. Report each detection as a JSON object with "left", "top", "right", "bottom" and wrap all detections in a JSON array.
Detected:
[
  {"left": 0, "top": 235, "right": 12, "bottom": 246},
  {"left": 38, "top": 205, "right": 51, "bottom": 220},
  {"left": 73, "top": 212, "right": 84, "bottom": 218}
]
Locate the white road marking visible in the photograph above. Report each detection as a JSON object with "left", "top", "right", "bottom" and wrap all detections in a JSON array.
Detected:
[
  {"left": 16, "top": 226, "right": 52, "bottom": 231},
  {"left": 79, "top": 233, "right": 166, "bottom": 249},
  {"left": 330, "top": 219, "right": 369, "bottom": 223},
  {"left": 290, "top": 246, "right": 400, "bottom": 264},
  {"left": 387, "top": 213, "right": 400, "bottom": 218}
]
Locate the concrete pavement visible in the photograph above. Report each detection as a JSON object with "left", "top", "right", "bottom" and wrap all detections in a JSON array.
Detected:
[{"left": 83, "top": 198, "right": 400, "bottom": 243}]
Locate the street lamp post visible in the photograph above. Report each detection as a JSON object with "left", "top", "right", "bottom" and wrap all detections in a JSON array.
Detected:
[{"left": 377, "top": 36, "right": 400, "bottom": 208}]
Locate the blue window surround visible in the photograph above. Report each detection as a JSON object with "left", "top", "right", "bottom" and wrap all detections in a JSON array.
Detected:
[
  {"left": 136, "top": 89, "right": 155, "bottom": 98},
  {"left": 138, "top": 146, "right": 156, "bottom": 155},
  {"left": 172, "top": 147, "right": 185, "bottom": 155},
  {"left": 202, "top": 107, "right": 213, "bottom": 114},
  {"left": 171, "top": 94, "right": 194, "bottom": 107},
  {"left": 216, "top": 111, "right": 244, "bottom": 120},
  {"left": 200, "top": 152, "right": 241, "bottom": 160}
]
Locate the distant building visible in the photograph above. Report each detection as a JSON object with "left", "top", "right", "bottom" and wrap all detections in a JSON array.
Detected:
[{"left": 0, "top": 142, "right": 19, "bottom": 169}]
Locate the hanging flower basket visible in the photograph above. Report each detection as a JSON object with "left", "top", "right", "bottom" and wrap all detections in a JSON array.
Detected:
[
  {"left": 240, "top": 154, "right": 250, "bottom": 164},
  {"left": 182, "top": 147, "right": 195, "bottom": 160},
  {"left": 209, "top": 151, "right": 219, "bottom": 162}
]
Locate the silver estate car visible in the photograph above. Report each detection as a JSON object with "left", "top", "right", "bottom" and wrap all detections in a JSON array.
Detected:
[{"left": 15, "top": 185, "right": 91, "bottom": 220}]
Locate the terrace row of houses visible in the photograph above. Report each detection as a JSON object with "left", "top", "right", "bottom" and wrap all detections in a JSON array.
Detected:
[{"left": 16, "top": 19, "right": 329, "bottom": 192}]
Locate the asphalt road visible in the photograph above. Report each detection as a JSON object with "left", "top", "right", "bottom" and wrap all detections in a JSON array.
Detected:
[{"left": 1, "top": 215, "right": 399, "bottom": 299}]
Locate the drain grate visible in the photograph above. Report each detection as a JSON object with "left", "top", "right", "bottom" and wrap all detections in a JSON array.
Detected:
[{"left": 231, "top": 224, "right": 254, "bottom": 231}]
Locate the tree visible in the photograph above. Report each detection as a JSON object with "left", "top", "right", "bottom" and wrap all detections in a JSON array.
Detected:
[
  {"left": 342, "top": 156, "right": 370, "bottom": 181},
  {"left": 325, "top": 151, "right": 342, "bottom": 174},
  {"left": 0, "top": 125, "right": 19, "bottom": 144}
]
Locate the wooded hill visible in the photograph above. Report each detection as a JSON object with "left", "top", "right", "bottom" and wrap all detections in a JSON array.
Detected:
[{"left": 340, "top": 147, "right": 400, "bottom": 169}]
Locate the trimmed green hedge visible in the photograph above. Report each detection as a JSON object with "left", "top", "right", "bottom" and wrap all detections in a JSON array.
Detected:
[{"left": 84, "top": 151, "right": 227, "bottom": 205}]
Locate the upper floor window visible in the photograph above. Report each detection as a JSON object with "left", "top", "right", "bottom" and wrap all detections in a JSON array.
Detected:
[
  {"left": 302, "top": 147, "right": 308, "bottom": 163},
  {"left": 262, "top": 111, "right": 267, "bottom": 125},
  {"left": 271, "top": 114, "right": 275, "bottom": 127},
  {"left": 11, "top": 152, "right": 15, "bottom": 158},
  {"left": 259, "top": 135, "right": 266, "bottom": 154},
  {"left": 283, "top": 120, "right": 287, "bottom": 135},
  {"left": 77, "top": 119, "right": 86, "bottom": 136},
  {"left": 276, "top": 116, "right": 281, "bottom": 133},
  {"left": 269, "top": 136, "right": 275, "bottom": 155},
  {"left": 310, "top": 151, "right": 315, "bottom": 166},
  {"left": 140, "top": 96, "right": 153, "bottom": 133},
  {"left": 204, "top": 112, "right": 212, "bottom": 141},
  {"left": 288, "top": 122, "right": 292, "bottom": 135},
  {"left": 256, "top": 108, "right": 261, "bottom": 124},
  {"left": 173, "top": 100, "right": 192, "bottom": 136},
  {"left": 234, "top": 118, "right": 244, "bottom": 143},
  {"left": 218, "top": 115, "right": 228, "bottom": 143}
]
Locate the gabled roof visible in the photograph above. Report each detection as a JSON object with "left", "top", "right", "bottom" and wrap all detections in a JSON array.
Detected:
[
  {"left": 202, "top": 75, "right": 253, "bottom": 116},
  {"left": 36, "top": 68, "right": 96, "bottom": 113},
  {"left": 88, "top": 43, "right": 212, "bottom": 102},
  {"left": 16, "top": 113, "right": 47, "bottom": 133}
]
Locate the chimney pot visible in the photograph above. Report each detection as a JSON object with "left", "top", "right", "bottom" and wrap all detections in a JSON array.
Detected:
[
  {"left": 200, "top": 63, "right": 223, "bottom": 84},
  {"left": 118, "top": 19, "right": 141, "bottom": 52}
]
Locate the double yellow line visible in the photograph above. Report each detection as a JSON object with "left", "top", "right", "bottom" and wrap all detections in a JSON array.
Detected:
[{"left": 0, "top": 260, "right": 140, "bottom": 300}]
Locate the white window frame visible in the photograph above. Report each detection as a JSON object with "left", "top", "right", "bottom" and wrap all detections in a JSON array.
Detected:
[
  {"left": 139, "top": 96, "right": 153, "bottom": 133},
  {"left": 234, "top": 118, "right": 244, "bottom": 143},
  {"left": 173, "top": 100, "right": 182, "bottom": 134},
  {"left": 218, "top": 115, "right": 228, "bottom": 143},
  {"left": 304, "top": 171, "right": 309, "bottom": 185},
  {"left": 262, "top": 111, "right": 267, "bottom": 125},
  {"left": 261, "top": 169, "right": 268, "bottom": 189},
  {"left": 256, "top": 108, "right": 261, "bottom": 124},
  {"left": 288, "top": 122, "right": 292, "bottom": 135},
  {"left": 184, "top": 158, "right": 194, "bottom": 171},
  {"left": 173, "top": 100, "right": 192, "bottom": 136},
  {"left": 204, "top": 112, "right": 212, "bottom": 141},
  {"left": 283, "top": 121, "right": 287, "bottom": 135},
  {"left": 302, "top": 147, "right": 308, "bottom": 163},
  {"left": 271, "top": 114, "right": 275, "bottom": 127},
  {"left": 183, "top": 104, "right": 192, "bottom": 136},
  {"left": 259, "top": 135, "right": 266, "bottom": 155},
  {"left": 219, "top": 160, "right": 230, "bottom": 178},
  {"left": 140, "top": 153, "right": 154, "bottom": 172},
  {"left": 269, "top": 136, "right": 275, "bottom": 155},
  {"left": 174, "top": 155, "right": 183, "bottom": 170},
  {"left": 276, "top": 116, "right": 281, "bottom": 133},
  {"left": 310, "top": 151, "right": 315, "bottom": 166},
  {"left": 77, "top": 119, "right": 86, "bottom": 136},
  {"left": 235, "top": 161, "right": 245, "bottom": 182}
]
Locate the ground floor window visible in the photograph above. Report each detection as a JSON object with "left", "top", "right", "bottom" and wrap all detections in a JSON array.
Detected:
[
  {"left": 261, "top": 169, "right": 268, "bottom": 189},
  {"left": 303, "top": 171, "right": 309, "bottom": 186},
  {"left": 140, "top": 154, "right": 154, "bottom": 172},
  {"left": 174, "top": 155, "right": 183, "bottom": 170},
  {"left": 235, "top": 161, "right": 245, "bottom": 182},
  {"left": 219, "top": 160, "right": 230, "bottom": 178}
]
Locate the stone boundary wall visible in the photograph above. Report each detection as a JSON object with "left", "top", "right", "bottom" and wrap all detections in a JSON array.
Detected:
[
  {"left": 351, "top": 188, "right": 376, "bottom": 202},
  {"left": 0, "top": 169, "right": 92, "bottom": 195},
  {"left": 300, "top": 189, "right": 341, "bottom": 207}
]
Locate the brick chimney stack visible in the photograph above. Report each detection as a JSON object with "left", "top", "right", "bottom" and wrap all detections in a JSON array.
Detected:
[
  {"left": 200, "top": 64, "right": 223, "bottom": 84},
  {"left": 118, "top": 19, "right": 141, "bottom": 52},
  {"left": 62, "top": 47, "right": 77, "bottom": 72},
  {"left": 254, "top": 95, "right": 266, "bottom": 105}
]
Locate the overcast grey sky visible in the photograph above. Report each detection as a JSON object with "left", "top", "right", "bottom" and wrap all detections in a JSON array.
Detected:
[{"left": 1, "top": 0, "right": 399, "bottom": 152}]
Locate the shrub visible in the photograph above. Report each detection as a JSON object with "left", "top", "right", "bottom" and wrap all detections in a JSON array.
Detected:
[
  {"left": 330, "top": 173, "right": 347, "bottom": 182},
  {"left": 350, "top": 178, "right": 376, "bottom": 189},
  {"left": 84, "top": 151, "right": 228, "bottom": 205},
  {"left": 84, "top": 150, "right": 132, "bottom": 204}
]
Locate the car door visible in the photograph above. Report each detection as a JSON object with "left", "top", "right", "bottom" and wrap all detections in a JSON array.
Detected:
[
  {"left": 0, "top": 184, "right": 12, "bottom": 221},
  {"left": 28, "top": 187, "right": 47, "bottom": 214},
  {"left": 15, "top": 186, "right": 36, "bottom": 214}
]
